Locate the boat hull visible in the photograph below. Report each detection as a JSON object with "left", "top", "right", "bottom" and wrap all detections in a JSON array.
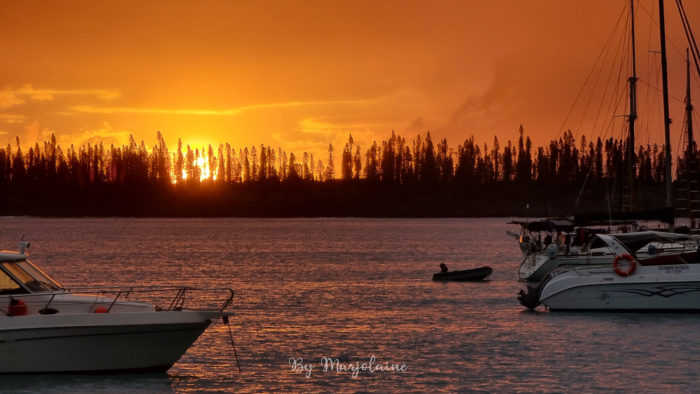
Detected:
[
  {"left": 0, "top": 311, "right": 217, "bottom": 373},
  {"left": 540, "top": 265, "right": 700, "bottom": 311}
]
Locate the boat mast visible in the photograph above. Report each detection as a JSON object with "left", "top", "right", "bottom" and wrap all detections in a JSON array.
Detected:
[
  {"left": 686, "top": 48, "right": 694, "bottom": 162},
  {"left": 658, "top": 0, "right": 674, "bottom": 228},
  {"left": 626, "top": 0, "right": 638, "bottom": 212},
  {"left": 684, "top": 48, "right": 697, "bottom": 229}
]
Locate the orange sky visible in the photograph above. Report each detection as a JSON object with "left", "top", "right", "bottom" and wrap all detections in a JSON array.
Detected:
[{"left": 1, "top": 0, "right": 698, "bottom": 161}]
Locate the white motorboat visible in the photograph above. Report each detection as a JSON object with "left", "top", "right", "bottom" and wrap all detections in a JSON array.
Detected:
[
  {"left": 515, "top": 224, "right": 698, "bottom": 282},
  {"left": 518, "top": 232, "right": 700, "bottom": 311},
  {"left": 0, "top": 242, "right": 234, "bottom": 373}
]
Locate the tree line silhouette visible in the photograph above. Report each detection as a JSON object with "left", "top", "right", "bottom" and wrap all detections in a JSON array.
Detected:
[{"left": 0, "top": 127, "right": 696, "bottom": 217}]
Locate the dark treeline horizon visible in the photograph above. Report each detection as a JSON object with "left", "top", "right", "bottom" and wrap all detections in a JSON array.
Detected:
[{"left": 0, "top": 127, "right": 697, "bottom": 217}]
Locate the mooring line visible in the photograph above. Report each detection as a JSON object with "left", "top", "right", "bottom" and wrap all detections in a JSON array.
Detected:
[{"left": 223, "top": 315, "right": 242, "bottom": 373}]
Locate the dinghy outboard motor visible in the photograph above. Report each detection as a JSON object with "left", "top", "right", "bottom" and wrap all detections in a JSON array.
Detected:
[
  {"left": 517, "top": 286, "right": 541, "bottom": 310},
  {"left": 517, "top": 272, "right": 555, "bottom": 309}
]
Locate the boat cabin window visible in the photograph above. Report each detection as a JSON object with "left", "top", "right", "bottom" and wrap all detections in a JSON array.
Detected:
[
  {"left": 0, "top": 265, "right": 27, "bottom": 294},
  {"left": 1, "top": 261, "right": 61, "bottom": 292}
]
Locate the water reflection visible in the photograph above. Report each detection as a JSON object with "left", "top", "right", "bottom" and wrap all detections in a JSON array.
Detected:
[
  {"left": 1, "top": 374, "right": 175, "bottom": 393},
  {"left": 1, "top": 218, "right": 700, "bottom": 392}
]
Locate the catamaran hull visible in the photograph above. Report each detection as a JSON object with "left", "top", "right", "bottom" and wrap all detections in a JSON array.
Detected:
[{"left": 0, "top": 311, "right": 217, "bottom": 373}]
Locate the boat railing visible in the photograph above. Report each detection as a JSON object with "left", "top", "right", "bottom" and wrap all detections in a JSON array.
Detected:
[{"left": 23, "top": 286, "right": 236, "bottom": 313}]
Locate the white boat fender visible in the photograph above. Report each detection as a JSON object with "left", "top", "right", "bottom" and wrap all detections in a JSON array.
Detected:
[{"left": 545, "top": 244, "right": 558, "bottom": 258}]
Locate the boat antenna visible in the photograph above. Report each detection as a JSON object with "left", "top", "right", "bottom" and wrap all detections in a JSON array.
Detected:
[{"left": 658, "top": 0, "right": 674, "bottom": 230}]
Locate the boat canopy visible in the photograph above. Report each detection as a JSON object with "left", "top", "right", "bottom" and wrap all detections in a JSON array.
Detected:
[
  {"left": 509, "top": 216, "right": 640, "bottom": 233},
  {"left": 574, "top": 208, "right": 674, "bottom": 225},
  {"left": 508, "top": 219, "right": 575, "bottom": 233}
]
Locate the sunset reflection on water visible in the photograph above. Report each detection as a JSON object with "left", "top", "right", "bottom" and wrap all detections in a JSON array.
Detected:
[{"left": 2, "top": 217, "right": 700, "bottom": 392}]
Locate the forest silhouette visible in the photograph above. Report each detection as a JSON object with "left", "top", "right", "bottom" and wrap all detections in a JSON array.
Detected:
[{"left": 0, "top": 127, "right": 696, "bottom": 218}]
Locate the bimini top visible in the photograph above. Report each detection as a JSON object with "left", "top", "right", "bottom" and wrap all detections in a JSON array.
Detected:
[{"left": 508, "top": 218, "right": 575, "bottom": 233}]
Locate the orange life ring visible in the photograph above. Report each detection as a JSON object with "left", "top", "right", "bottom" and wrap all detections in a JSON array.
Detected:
[{"left": 613, "top": 254, "right": 636, "bottom": 277}]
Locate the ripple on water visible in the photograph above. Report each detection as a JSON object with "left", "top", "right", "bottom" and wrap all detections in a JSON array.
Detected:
[{"left": 1, "top": 217, "right": 699, "bottom": 392}]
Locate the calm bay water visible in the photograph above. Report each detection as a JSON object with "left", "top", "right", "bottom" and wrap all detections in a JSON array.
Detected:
[{"left": 1, "top": 217, "right": 700, "bottom": 392}]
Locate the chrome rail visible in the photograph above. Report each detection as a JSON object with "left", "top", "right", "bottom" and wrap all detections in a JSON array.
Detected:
[
  {"left": 66, "top": 286, "right": 237, "bottom": 312},
  {"left": 2, "top": 286, "right": 235, "bottom": 314}
]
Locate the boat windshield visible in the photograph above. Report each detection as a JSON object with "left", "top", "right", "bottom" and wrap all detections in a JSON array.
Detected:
[
  {"left": 0, "top": 267, "right": 28, "bottom": 294},
  {"left": 1, "top": 261, "right": 62, "bottom": 292}
]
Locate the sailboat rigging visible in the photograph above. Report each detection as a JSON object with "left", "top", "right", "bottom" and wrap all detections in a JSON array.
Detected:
[
  {"left": 517, "top": 0, "right": 700, "bottom": 311},
  {"left": 658, "top": 0, "right": 674, "bottom": 226},
  {"left": 624, "top": 0, "right": 638, "bottom": 214},
  {"left": 571, "top": 0, "right": 697, "bottom": 227},
  {"left": 513, "top": 0, "right": 699, "bottom": 283},
  {"left": 676, "top": 48, "right": 700, "bottom": 231}
]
